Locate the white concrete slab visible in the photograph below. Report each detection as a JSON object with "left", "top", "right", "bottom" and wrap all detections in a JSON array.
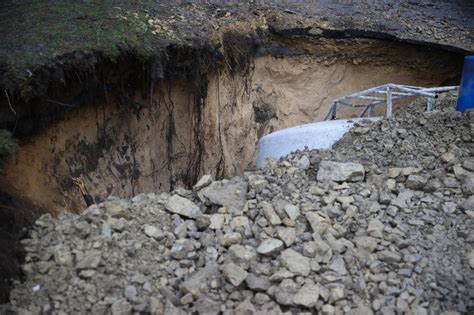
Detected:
[{"left": 256, "top": 118, "right": 380, "bottom": 168}]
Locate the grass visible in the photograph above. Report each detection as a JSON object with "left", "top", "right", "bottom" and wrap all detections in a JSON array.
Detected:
[{"left": 0, "top": 0, "right": 185, "bottom": 96}]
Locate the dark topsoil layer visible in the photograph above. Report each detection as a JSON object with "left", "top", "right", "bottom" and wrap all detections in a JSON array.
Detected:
[{"left": 0, "top": 0, "right": 473, "bottom": 304}]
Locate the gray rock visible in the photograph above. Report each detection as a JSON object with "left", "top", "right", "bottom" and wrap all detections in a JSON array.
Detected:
[
  {"left": 222, "top": 262, "right": 248, "bottom": 286},
  {"left": 284, "top": 204, "right": 300, "bottom": 221},
  {"left": 293, "top": 283, "right": 320, "bottom": 307},
  {"left": 350, "top": 303, "right": 374, "bottom": 315},
  {"left": 165, "top": 195, "right": 201, "bottom": 219},
  {"left": 377, "top": 250, "right": 402, "bottom": 263},
  {"left": 367, "top": 218, "right": 384, "bottom": 238},
  {"left": 257, "top": 238, "right": 284, "bottom": 255},
  {"left": 295, "top": 155, "right": 310, "bottom": 170},
  {"left": 199, "top": 177, "right": 248, "bottom": 215},
  {"left": 405, "top": 174, "right": 428, "bottom": 190},
  {"left": 274, "top": 279, "right": 299, "bottom": 306},
  {"left": 254, "top": 293, "right": 271, "bottom": 305},
  {"left": 467, "top": 250, "right": 474, "bottom": 269},
  {"left": 245, "top": 274, "right": 271, "bottom": 291},
  {"left": 276, "top": 227, "right": 296, "bottom": 247},
  {"left": 220, "top": 232, "right": 242, "bottom": 247},
  {"left": 280, "top": 248, "right": 310, "bottom": 276},
  {"left": 228, "top": 245, "right": 257, "bottom": 270},
  {"left": 442, "top": 202, "right": 457, "bottom": 214},
  {"left": 144, "top": 225, "right": 163, "bottom": 239},
  {"left": 111, "top": 299, "right": 132, "bottom": 315},
  {"left": 180, "top": 263, "right": 220, "bottom": 296},
  {"left": 453, "top": 165, "right": 474, "bottom": 195},
  {"left": 169, "top": 239, "right": 195, "bottom": 260},
  {"left": 312, "top": 240, "right": 333, "bottom": 263},
  {"left": 193, "top": 174, "right": 212, "bottom": 191},
  {"left": 261, "top": 201, "right": 282, "bottom": 225},
  {"left": 124, "top": 285, "right": 137, "bottom": 300},
  {"left": 354, "top": 236, "right": 378, "bottom": 253},
  {"left": 317, "top": 161, "right": 365, "bottom": 182},
  {"left": 329, "top": 256, "right": 347, "bottom": 275},
  {"left": 306, "top": 211, "right": 330, "bottom": 235},
  {"left": 76, "top": 250, "right": 101, "bottom": 270}
]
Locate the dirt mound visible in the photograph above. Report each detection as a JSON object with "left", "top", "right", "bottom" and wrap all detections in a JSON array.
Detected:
[{"left": 3, "top": 95, "right": 473, "bottom": 314}]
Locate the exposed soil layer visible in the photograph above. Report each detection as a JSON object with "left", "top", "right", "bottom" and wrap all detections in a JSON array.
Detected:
[{"left": 0, "top": 40, "right": 464, "bottom": 215}]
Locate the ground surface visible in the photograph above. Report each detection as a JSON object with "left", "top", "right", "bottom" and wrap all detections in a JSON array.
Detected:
[
  {"left": 0, "top": 0, "right": 472, "bottom": 102},
  {"left": 3, "top": 94, "right": 473, "bottom": 314}
]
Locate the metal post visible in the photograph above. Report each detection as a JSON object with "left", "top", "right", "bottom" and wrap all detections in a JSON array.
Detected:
[
  {"left": 386, "top": 87, "right": 393, "bottom": 119},
  {"left": 331, "top": 102, "right": 337, "bottom": 119},
  {"left": 426, "top": 97, "right": 435, "bottom": 112},
  {"left": 368, "top": 105, "right": 374, "bottom": 117}
]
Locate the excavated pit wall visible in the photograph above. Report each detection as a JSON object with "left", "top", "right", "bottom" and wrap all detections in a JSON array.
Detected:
[{"left": 0, "top": 39, "right": 464, "bottom": 214}]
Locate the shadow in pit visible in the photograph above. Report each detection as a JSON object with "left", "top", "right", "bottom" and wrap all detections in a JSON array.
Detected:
[{"left": 0, "top": 191, "right": 36, "bottom": 303}]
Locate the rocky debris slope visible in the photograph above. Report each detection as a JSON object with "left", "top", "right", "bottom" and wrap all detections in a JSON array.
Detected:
[{"left": 3, "top": 93, "right": 474, "bottom": 314}]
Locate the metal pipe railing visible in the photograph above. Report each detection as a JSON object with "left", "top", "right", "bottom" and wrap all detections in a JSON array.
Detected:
[{"left": 322, "top": 84, "right": 458, "bottom": 121}]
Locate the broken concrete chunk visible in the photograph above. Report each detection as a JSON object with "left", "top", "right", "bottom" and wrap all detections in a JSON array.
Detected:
[
  {"left": 261, "top": 201, "right": 282, "bottom": 225},
  {"left": 165, "top": 195, "right": 201, "bottom": 219},
  {"left": 280, "top": 248, "right": 310, "bottom": 276},
  {"left": 257, "top": 238, "right": 284, "bottom": 255},
  {"left": 317, "top": 161, "right": 365, "bottom": 182},
  {"left": 222, "top": 262, "right": 248, "bottom": 286},
  {"left": 293, "top": 283, "right": 320, "bottom": 307},
  {"left": 199, "top": 177, "right": 248, "bottom": 215}
]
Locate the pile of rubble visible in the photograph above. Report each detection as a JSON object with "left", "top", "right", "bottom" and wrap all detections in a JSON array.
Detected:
[{"left": 3, "top": 93, "right": 473, "bottom": 314}]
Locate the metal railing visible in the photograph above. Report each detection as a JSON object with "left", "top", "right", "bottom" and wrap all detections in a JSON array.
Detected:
[{"left": 322, "top": 84, "right": 459, "bottom": 121}]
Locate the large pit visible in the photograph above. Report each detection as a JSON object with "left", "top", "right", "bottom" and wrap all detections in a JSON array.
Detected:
[{"left": 0, "top": 38, "right": 464, "bottom": 215}]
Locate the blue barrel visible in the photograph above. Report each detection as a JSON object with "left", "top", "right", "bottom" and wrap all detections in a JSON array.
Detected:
[{"left": 456, "top": 55, "right": 474, "bottom": 112}]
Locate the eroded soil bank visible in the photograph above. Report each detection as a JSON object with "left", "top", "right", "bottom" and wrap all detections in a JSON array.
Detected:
[{"left": 0, "top": 39, "right": 464, "bottom": 215}]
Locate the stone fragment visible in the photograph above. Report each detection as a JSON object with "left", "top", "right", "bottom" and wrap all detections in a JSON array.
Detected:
[
  {"left": 280, "top": 248, "right": 310, "bottom": 276},
  {"left": 367, "top": 218, "right": 384, "bottom": 238},
  {"left": 228, "top": 245, "right": 257, "bottom": 269},
  {"left": 378, "top": 250, "right": 402, "bottom": 263},
  {"left": 350, "top": 303, "right": 374, "bottom": 315},
  {"left": 220, "top": 232, "right": 242, "bottom": 247},
  {"left": 442, "top": 202, "right": 457, "bottom": 214},
  {"left": 295, "top": 155, "right": 310, "bottom": 170},
  {"left": 284, "top": 204, "right": 300, "bottom": 220},
  {"left": 193, "top": 174, "right": 212, "bottom": 191},
  {"left": 165, "top": 195, "right": 201, "bottom": 219},
  {"left": 453, "top": 165, "right": 474, "bottom": 194},
  {"left": 274, "top": 279, "right": 299, "bottom": 305},
  {"left": 306, "top": 211, "right": 330, "bottom": 235},
  {"left": 103, "top": 201, "right": 128, "bottom": 219},
  {"left": 293, "top": 283, "right": 320, "bottom": 307},
  {"left": 354, "top": 236, "right": 378, "bottom": 253},
  {"left": 124, "top": 285, "right": 137, "bottom": 300},
  {"left": 180, "top": 263, "right": 219, "bottom": 296},
  {"left": 144, "top": 225, "right": 163, "bottom": 239},
  {"left": 199, "top": 177, "right": 248, "bottom": 215},
  {"left": 209, "top": 214, "right": 225, "bottom": 230},
  {"left": 261, "top": 201, "right": 282, "bottom": 225},
  {"left": 329, "top": 256, "right": 347, "bottom": 275},
  {"left": 467, "top": 250, "right": 474, "bottom": 269},
  {"left": 257, "top": 238, "right": 284, "bottom": 255},
  {"left": 276, "top": 227, "right": 296, "bottom": 247},
  {"left": 317, "top": 161, "right": 365, "bottom": 182},
  {"left": 111, "top": 299, "right": 132, "bottom": 315},
  {"left": 222, "top": 262, "right": 248, "bottom": 286},
  {"left": 245, "top": 274, "right": 271, "bottom": 291},
  {"left": 405, "top": 175, "right": 428, "bottom": 190},
  {"left": 76, "top": 250, "right": 101, "bottom": 270}
]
